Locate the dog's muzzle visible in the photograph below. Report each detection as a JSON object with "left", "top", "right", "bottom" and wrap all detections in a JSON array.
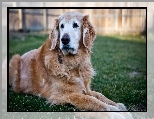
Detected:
[
  {"left": 62, "top": 44, "right": 75, "bottom": 52},
  {"left": 61, "top": 34, "right": 75, "bottom": 55}
]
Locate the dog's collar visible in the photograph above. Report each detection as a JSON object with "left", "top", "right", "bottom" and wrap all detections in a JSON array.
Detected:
[
  {"left": 56, "top": 46, "right": 63, "bottom": 64},
  {"left": 58, "top": 54, "right": 63, "bottom": 64}
]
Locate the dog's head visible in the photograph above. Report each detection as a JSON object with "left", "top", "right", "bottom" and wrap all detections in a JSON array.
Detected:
[{"left": 49, "top": 12, "right": 96, "bottom": 55}]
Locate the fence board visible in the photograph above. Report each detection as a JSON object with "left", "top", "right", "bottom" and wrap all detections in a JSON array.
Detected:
[{"left": 9, "top": 8, "right": 146, "bottom": 34}]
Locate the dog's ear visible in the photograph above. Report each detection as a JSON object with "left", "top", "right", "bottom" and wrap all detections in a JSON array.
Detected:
[
  {"left": 82, "top": 15, "right": 96, "bottom": 52},
  {"left": 49, "top": 19, "right": 59, "bottom": 50}
]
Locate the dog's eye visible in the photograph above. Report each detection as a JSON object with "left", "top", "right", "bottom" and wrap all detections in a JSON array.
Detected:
[
  {"left": 73, "top": 23, "right": 79, "bottom": 28},
  {"left": 61, "top": 24, "right": 64, "bottom": 29}
]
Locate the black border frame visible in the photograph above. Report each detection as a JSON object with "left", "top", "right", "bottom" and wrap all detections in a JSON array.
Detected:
[{"left": 7, "top": 7, "right": 147, "bottom": 112}]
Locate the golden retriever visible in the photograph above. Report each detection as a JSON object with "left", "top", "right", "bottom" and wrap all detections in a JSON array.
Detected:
[{"left": 9, "top": 11, "right": 127, "bottom": 111}]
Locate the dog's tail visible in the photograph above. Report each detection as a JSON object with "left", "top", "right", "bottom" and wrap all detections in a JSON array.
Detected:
[{"left": 9, "top": 54, "right": 21, "bottom": 92}]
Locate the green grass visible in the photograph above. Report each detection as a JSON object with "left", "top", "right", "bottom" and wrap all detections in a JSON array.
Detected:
[{"left": 9, "top": 34, "right": 146, "bottom": 111}]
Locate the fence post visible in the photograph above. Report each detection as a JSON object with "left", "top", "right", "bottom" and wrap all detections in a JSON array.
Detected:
[
  {"left": 43, "top": 9, "right": 47, "bottom": 31},
  {"left": 115, "top": 9, "right": 119, "bottom": 33},
  {"left": 18, "top": 9, "right": 25, "bottom": 30},
  {"left": 121, "top": 9, "right": 125, "bottom": 34},
  {"left": 105, "top": 9, "right": 109, "bottom": 33}
]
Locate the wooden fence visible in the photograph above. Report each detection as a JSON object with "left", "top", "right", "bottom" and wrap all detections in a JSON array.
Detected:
[{"left": 9, "top": 9, "right": 146, "bottom": 35}]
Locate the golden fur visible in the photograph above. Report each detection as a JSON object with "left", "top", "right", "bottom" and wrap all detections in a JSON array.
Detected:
[{"left": 9, "top": 12, "right": 127, "bottom": 111}]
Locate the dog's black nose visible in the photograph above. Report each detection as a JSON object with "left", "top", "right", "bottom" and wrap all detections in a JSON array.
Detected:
[{"left": 61, "top": 34, "right": 70, "bottom": 45}]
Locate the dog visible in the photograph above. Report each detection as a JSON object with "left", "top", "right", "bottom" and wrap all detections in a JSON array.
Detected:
[{"left": 9, "top": 11, "right": 127, "bottom": 111}]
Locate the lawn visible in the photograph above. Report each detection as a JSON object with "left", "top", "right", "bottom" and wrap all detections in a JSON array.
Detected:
[{"left": 8, "top": 33, "right": 146, "bottom": 111}]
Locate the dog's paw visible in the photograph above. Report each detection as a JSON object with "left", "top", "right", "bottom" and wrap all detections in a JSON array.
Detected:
[{"left": 116, "top": 103, "right": 127, "bottom": 111}]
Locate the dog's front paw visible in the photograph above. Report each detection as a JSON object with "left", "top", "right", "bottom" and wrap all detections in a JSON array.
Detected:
[{"left": 116, "top": 103, "right": 127, "bottom": 111}]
